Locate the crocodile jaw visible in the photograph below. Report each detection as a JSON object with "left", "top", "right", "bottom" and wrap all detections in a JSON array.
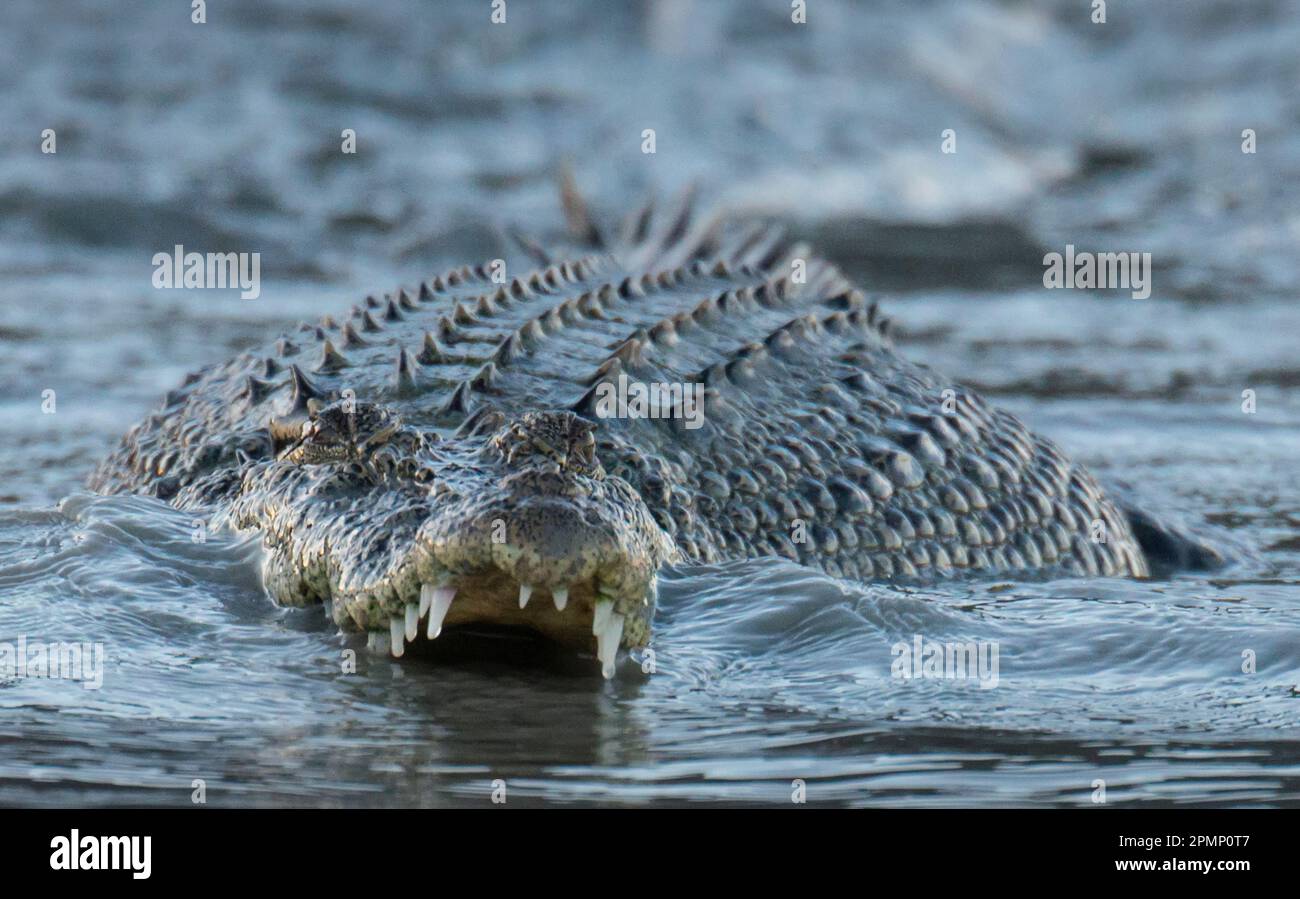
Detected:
[{"left": 231, "top": 433, "right": 675, "bottom": 678}]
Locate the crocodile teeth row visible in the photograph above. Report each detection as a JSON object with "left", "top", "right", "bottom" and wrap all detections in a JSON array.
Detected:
[
  {"left": 378, "top": 585, "right": 457, "bottom": 658},
  {"left": 519, "top": 584, "right": 569, "bottom": 610},
  {"left": 374, "top": 583, "right": 612, "bottom": 669}
]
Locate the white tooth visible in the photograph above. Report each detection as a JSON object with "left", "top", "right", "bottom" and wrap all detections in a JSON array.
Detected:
[
  {"left": 597, "top": 613, "right": 625, "bottom": 679},
  {"left": 404, "top": 602, "right": 419, "bottom": 641},
  {"left": 552, "top": 587, "right": 569, "bottom": 611},
  {"left": 322, "top": 597, "right": 334, "bottom": 621},
  {"left": 424, "top": 584, "right": 456, "bottom": 639},
  {"left": 418, "top": 589, "right": 431, "bottom": 618},
  {"left": 592, "top": 598, "right": 612, "bottom": 636},
  {"left": 367, "top": 631, "right": 390, "bottom": 654},
  {"left": 519, "top": 584, "right": 533, "bottom": 609},
  {"left": 390, "top": 616, "right": 405, "bottom": 657}
]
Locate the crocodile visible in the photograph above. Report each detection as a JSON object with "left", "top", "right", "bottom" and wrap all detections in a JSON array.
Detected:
[{"left": 89, "top": 181, "right": 1185, "bottom": 677}]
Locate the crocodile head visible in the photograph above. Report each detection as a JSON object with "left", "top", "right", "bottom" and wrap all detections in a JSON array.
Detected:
[{"left": 216, "top": 401, "right": 676, "bottom": 677}]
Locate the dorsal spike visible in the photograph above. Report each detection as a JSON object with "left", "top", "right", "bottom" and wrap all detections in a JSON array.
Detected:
[
  {"left": 491, "top": 332, "right": 524, "bottom": 366},
  {"left": 365, "top": 295, "right": 382, "bottom": 309},
  {"left": 570, "top": 382, "right": 612, "bottom": 420},
  {"left": 452, "top": 302, "right": 476, "bottom": 326},
  {"left": 517, "top": 319, "right": 546, "bottom": 349},
  {"left": 557, "top": 298, "right": 585, "bottom": 325},
  {"left": 397, "top": 288, "right": 419, "bottom": 311},
  {"left": 288, "top": 365, "right": 321, "bottom": 399},
  {"left": 700, "top": 362, "right": 729, "bottom": 388},
  {"left": 241, "top": 375, "right": 276, "bottom": 403},
  {"left": 455, "top": 407, "right": 507, "bottom": 438},
  {"left": 340, "top": 322, "right": 368, "bottom": 348},
  {"left": 314, "top": 339, "right": 349, "bottom": 373},
  {"left": 284, "top": 365, "right": 325, "bottom": 416},
  {"left": 383, "top": 298, "right": 404, "bottom": 322},
  {"left": 583, "top": 356, "right": 624, "bottom": 386},
  {"left": 417, "top": 331, "right": 444, "bottom": 365},
  {"left": 541, "top": 307, "right": 564, "bottom": 333},
  {"left": 609, "top": 333, "right": 648, "bottom": 368},
  {"left": 691, "top": 294, "right": 722, "bottom": 326},
  {"left": 394, "top": 349, "right": 418, "bottom": 393},
  {"left": 360, "top": 311, "right": 383, "bottom": 333},
  {"left": 469, "top": 362, "right": 499, "bottom": 393},
  {"left": 648, "top": 320, "right": 678, "bottom": 346},
  {"left": 823, "top": 311, "right": 851, "bottom": 335},
  {"left": 827, "top": 289, "right": 867, "bottom": 311},
  {"left": 439, "top": 381, "right": 472, "bottom": 417},
  {"left": 618, "top": 275, "right": 644, "bottom": 299},
  {"left": 259, "top": 357, "right": 281, "bottom": 378}
]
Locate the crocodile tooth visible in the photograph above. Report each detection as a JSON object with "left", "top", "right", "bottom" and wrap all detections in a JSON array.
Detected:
[
  {"left": 418, "top": 589, "right": 431, "bottom": 617},
  {"left": 404, "top": 602, "right": 419, "bottom": 641},
  {"left": 552, "top": 587, "right": 569, "bottom": 611},
  {"left": 519, "top": 584, "right": 533, "bottom": 609},
  {"left": 596, "top": 612, "right": 625, "bottom": 679},
  {"left": 592, "top": 598, "right": 612, "bottom": 636},
  {"left": 322, "top": 597, "right": 333, "bottom": 621},
  {"left": 390, "top": 616, "right": 405, "bottom": 657},
  {"left": 424, "top": 584, "right": 456, "bottom": 638}
]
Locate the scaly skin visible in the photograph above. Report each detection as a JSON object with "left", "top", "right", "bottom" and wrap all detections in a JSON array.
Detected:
[{"left": 88, "top": 188, "right": 1148, "bottom": 676}]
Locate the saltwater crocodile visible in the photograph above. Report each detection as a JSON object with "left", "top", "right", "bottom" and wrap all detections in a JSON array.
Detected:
[{"left": 90, "top": 182, "right": 1181, "bottom": 677}]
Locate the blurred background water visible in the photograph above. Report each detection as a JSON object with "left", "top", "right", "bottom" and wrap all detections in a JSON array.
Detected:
[{"left": 1, "top": 0, "right": 1298, "bottom": 806}]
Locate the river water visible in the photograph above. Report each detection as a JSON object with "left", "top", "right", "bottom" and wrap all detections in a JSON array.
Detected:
[{"left": 1, "top": 0, "right": 1298, "bottom": 806}]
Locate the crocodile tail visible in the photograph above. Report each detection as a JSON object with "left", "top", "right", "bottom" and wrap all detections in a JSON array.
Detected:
[{"left": 1105, "top": 485, "right": 1248, "bottom": 576}]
